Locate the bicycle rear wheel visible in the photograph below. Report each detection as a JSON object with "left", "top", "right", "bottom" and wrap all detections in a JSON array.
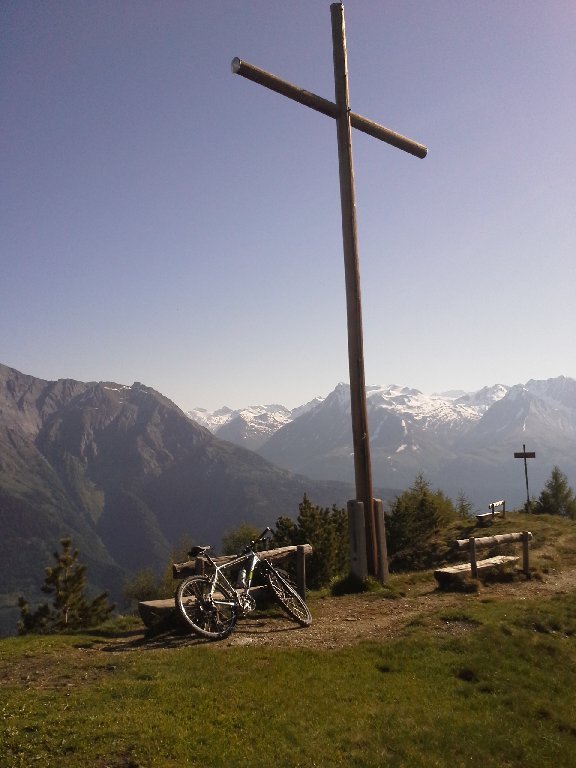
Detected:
[
  {"left": 266, "top": 567, "right": 312, "bottom": 627},
  {"left": 176, "top": 576, "right": 238, "bottom": 640}
]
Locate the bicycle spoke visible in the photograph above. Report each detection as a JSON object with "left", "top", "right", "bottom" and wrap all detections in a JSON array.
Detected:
[
  {"left": 266, "top": 567, "right": 312, "bottom": 627},
  {"left": 176, "top": 576, "right": 238, "bottom": 640}
]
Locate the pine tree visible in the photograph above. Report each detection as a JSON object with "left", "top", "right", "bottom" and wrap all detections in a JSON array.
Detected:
[
  {"left": 18, "top": 537, "right": 114, "bottom": 634},
  {"left": 455, "top": 491, "right": 474, "bottom": 519},
  {"left": 273, "top": 495, "right": 348, "bottom": 589},
  {"left": 533, "top": 466, "right": 576, "bottom": 519},
  {"left": 386, "top": 474, "right": 456, "bottom": 568},
  {"left": 221, "top": 522, "right": 261, "bottom": 555}
]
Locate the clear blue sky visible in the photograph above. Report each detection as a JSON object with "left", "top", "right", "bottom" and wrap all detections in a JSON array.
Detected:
[{"left": 2, "top": 1, "right": 575, "bottom": 411}]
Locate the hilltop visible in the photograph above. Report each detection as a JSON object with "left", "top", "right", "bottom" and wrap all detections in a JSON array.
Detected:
[
  {"left": 1, "top": 513, "right": 575, "bottom": 768},
  {"left": 0, "top": 363, "right": 353, "bottom": 635}
]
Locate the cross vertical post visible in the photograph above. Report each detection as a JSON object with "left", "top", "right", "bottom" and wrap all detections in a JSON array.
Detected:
[
  {"left": 330, "top": 3, "right": 377, "bottom": 576},
  {"left": 514, "top": 444, "right": 536, "bottom": 510},
  {"left": 231, "top": 3, "right": 427, "bottom": 579}
]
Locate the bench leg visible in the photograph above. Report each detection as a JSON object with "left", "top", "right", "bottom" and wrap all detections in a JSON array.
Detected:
[
  {"left": 469, "top": 537, "right": 478, "bottom": 579},
  {"left": 522, "top": 531, "right": 530, "bottom": 575}
]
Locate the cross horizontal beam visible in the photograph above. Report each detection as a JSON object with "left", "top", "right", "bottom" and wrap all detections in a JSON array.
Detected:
[{"left": 232, "top": 57, "right": 427, "bottom": 159}]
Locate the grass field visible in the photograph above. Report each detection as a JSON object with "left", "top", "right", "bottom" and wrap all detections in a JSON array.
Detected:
[{"left": 1, "top": 513, "right": 575, "bottom": 768}]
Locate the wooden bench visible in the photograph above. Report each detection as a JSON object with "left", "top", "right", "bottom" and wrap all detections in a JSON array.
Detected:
[
  {"left": 434, "top": 531, "right": 532, "bottom": 585},
  {"left": 139, "top": 544, "right": 311, "bottom": 629},
  {"left": 476, "top": 499, "right": 505, "bottom": 526}
]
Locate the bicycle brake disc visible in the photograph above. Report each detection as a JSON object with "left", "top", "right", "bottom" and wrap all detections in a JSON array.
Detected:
[{"left": 237, "top": 593, "right": 256, "bottom": 616}]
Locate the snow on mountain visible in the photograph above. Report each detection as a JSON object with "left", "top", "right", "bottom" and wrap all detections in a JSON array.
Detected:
[
  {"left": 291, "top": 395, "right": 326, "bottom": 420},
  {"left": 189, "top": 382, "right": 509, "bottom": 448},
  {"left": 438, "top": 389, "right": 467, "bottom": 399},
  {"left": 367, "top": 384, "right": 494, "bottom": 433},
  {"left": 258, "top": 383, "right": 489, "bottom": 486},
  {"left": 187, "top": 406, "right": 234, "bottom": 431},
  {"left": 188, "top": 404, "right": 293, "bottom": 450},
  {"left": 455, "top": 384, "right": 510, "bottom": 410},
  {"left": 524, "top": 376, "right": 576, "bottom": 411},
  {"left": 189, "top": 376, "right": 576, "bottom": 511}
]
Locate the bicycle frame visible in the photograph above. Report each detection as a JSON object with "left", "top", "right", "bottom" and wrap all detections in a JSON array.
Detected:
[
  {"left": 206, "top": 550, "right": 260, "bottom": 599},
  {"left": 199, "top": 528, "right": 272, "bottom": 610}
]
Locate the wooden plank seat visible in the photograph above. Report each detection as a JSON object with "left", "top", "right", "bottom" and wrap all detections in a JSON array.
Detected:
[
  {"left": 138, "top": 585, "right": 270, "bottom": 629},
  {"left": 476, "top": 511, "right": 502, "bottom": 524},
  {"left": 434, "top": 531, "right": 532, "bottom": 585},
  {"left": 434, "top": 555, "right": 518, "bottom": 579},
  {"left": 139, "top": 598, "right": 178, "bottom": 628},
  {"left": 476, "top": 500, "right": 505, "bottom": 526}
]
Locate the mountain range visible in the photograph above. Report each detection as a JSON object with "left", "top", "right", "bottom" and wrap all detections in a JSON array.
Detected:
[
  {"left": 190, "top": 377, "right": 576, "bottom": 514},
  {"left": 0, "top": 363, "right": 352, "bottom": 635},
  {"left": 4, "top": 362, "right": 576, "bottom": 636}
]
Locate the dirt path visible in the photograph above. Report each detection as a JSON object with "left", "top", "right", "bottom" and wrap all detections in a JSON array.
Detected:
[
  {"left": 3, "top": 568, "right": 573, "bottom": 694},
  {"left": 73, "top": 560, "right": 576, "bottom": 655},
  {"left": 189, "top": 566, "right": 576, "bottom": 651}
]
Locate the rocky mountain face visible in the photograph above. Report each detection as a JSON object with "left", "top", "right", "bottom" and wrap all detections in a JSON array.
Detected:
[
  {"left": 6, "top": 363, "right": 575, "bottom": 635},
  {"left": 196, "top": 378, "right": 576, "bottom": 515},
  {"left": 0, "top": 364, "right": 352, "bottom": 635}
]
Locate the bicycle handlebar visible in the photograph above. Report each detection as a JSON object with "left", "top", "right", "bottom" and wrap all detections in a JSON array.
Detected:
[{"left": 241, "top": 527, "right": 273, "bottom": 555}]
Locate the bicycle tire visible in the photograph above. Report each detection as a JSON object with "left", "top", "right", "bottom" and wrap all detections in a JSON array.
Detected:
[
  {"left": 175, "top": 576, "right": 238, "bottom": 640},
  {"left": 266, "top": 567, "right": 312, "bottom": 627}
]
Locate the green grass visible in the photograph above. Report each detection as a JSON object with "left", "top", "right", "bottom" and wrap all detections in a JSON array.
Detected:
[
  {"left": 408, "top": 509, "right": 576, "bottom": 576},
  {"left": 2, "top": 512, "right": 575, "bottom": 767},
  {"left": 2, "top": 591, "right": 576, "bottom": 768}
]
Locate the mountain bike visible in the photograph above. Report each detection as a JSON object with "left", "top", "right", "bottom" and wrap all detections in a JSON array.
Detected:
[{"left": 175, "top": 527, "right": 312, "bottom": 640}]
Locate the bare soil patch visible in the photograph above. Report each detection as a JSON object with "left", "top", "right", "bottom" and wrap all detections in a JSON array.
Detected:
[{"left": 220, "top": 566, "right": 576, "bottom": 650}]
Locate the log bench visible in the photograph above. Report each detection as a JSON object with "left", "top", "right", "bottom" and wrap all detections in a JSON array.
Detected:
[
  {"left": 434, "top": 531, "right": 532, "bottom": 585},
  {"left": 138, "top": 543, "right": 311, "bottom": 629},
  {"left": 476, "top": 499, "right": 505, "bottom": 526}
]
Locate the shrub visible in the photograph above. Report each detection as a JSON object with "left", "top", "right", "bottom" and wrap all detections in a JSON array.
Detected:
[
  {"left": 386, "top": 474, "right": 457, "bottom": 571},
  {"left": 273, "top": 495, "right": 348, "bottom": 589},
  {"left": 18, "top": 537, "right": 114, "bottom": 634},
  {"left": 533, "top": 466, "right": 576, "bottom": 519}
]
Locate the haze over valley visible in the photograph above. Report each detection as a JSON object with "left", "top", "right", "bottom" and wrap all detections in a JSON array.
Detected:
[{"left": 3, "top": 362, "right": 576, "bottom": 635}]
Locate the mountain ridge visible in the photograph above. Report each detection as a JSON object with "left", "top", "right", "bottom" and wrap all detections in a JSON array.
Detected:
[
  {"left": 191, "top": 376, "right": 576, "bottom": 513},
  {"left": 0, "top": 363, "right": 354, "bottom": 635}
]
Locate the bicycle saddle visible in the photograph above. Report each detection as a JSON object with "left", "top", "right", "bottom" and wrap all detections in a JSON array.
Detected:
[{"left": 188, "top": 545, "right": 210, "bottom": 557}]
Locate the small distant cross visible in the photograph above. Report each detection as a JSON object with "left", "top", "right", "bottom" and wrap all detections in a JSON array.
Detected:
[
  {"left": 232, "top": 3, "right": 427, "bottom": 579},
  {"left": 514, "top": 445, "right": 536, "bottom": 509}
]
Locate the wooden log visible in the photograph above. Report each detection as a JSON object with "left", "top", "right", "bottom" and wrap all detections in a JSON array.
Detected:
[
  {"left": 469, "top": 536, "right": 478, "bottom": 579},
  {"left": 347, "top": 500, "right": 368, "bottom": 579},
  {"left": 172, "top": 544, "right": 312, "bottom": 580},
  {"left": 478, "top": 500, "right": 506, "bottom": 525},
  {"left": 374, "top": 498, "right": 389, "bottom": 583},
  {"left": 296, "top": 544, "right": 307, "bottom": 600},
  {"left": 476, "top": 511, "right": 501, "bottom": 526},
  {"left": 332, "top": 0, "right": 378, "bottom": 576},
  {"left": 457, "top": 532, "right": 533, "bottom": 550},
  {"left": 138, "top": 598, "right": 176, "bottom": 628},
  {"left": 522, "top": 530, "right": 530, "bottom": 574},
  {"left": 139, "top": 585, "right": 272, "bottom": 629},
  {"left": 434, "top": 555, "right": 519, "bottom": 581},
  {"left": 231, "top": 58, "right": 428, "bottom": 158}
]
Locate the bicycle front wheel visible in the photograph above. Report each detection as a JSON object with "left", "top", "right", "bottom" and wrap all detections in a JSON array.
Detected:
[
  {"left": 175, "top": 576, "right": 238, "bottom": 640},
  {"left": 266, "top": 567, "right": 312, "bottom": 627}
]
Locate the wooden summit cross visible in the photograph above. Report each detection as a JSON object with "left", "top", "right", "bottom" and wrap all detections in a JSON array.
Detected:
[
  {"left": 514, "top": 444, "right": 536, "bottom": 510},
  {"left": 232, "top": 3, "right": 427, "bottom": 579}
]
